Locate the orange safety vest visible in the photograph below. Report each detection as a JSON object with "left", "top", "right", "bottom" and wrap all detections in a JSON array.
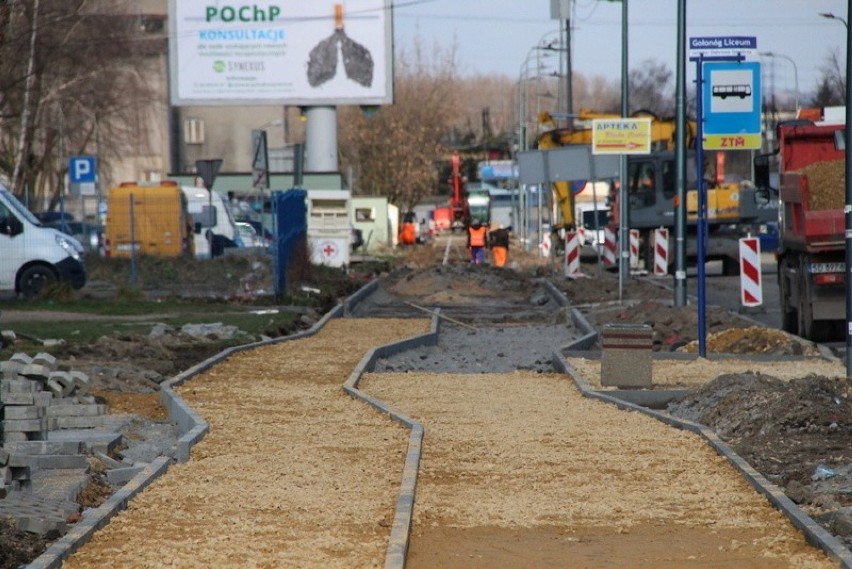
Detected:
[{"left": 468, "top": 225, "right": 487, "bottom": 247}]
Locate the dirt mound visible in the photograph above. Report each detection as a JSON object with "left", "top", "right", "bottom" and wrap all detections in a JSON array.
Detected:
[
  {"left": 555, "top": 269, "right": 667, "bottom": 305},
  {"left": 679, "top": 326, "right": 822, "bottom": 356},
  {"left": 585, "top": 299, "right": 750, "bottom": 350},
  {"left": 667, "top": 373, "right": 852, "bottom": 547},
  {"left": 385, "top": 264, "right": 538, "bottom": 300}
]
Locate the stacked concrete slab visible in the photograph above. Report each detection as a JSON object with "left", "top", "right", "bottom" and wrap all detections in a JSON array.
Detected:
[{"left": 0, "top": 352, "right": 111, "bottom": 535}]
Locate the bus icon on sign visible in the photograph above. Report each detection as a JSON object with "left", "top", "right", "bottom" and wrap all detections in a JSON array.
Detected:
[{"left": 712, "top": 84, "right": 751, "bottom": 99}]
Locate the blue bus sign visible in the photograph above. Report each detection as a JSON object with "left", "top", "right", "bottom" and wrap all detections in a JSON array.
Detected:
[{"left": 702, "top": 61, "right": 762, "bottom": 150}]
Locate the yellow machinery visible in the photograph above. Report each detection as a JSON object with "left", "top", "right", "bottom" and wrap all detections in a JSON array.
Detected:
[{"left": 535, "top": 109, "right": 697, "bottom": 230}]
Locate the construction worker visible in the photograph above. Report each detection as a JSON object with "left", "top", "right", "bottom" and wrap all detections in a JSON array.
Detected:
[
  {"left": 399, "top": 211, "right": 417, "bottom": 246},
  {"left": 467, "top": 218, "right": 488, "bottom": 264},
  {"left": 489, "top": 224, "right": 510, "bottom": 267}
]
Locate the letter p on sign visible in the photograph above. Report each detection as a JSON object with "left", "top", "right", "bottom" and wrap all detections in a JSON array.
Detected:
[{"left": 69, "top": 156, "right": 96, "bottom": 183}]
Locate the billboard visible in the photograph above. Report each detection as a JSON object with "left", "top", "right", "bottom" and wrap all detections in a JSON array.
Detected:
[{"left": 169, "top": 0, "right": 393, "bottom": 106}]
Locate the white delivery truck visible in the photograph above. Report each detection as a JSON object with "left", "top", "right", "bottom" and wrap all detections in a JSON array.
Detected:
[
  {"left": 0, "top": 185, "right": 86, "bottom": 297},
  {"left": 180, "top": 186, "right": 243, "bottom": 259}
]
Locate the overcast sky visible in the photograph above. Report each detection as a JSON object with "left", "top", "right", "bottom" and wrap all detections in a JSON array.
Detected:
[{"left": 392, "top": 0, "right": 848, "bottom": 102}]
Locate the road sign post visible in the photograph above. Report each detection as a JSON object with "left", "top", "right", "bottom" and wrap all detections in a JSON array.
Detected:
[
  {"left": 196, "top": 159, "right": 223, "bottom": 257},
  {"left": 689, "top": 35, "right": 760, "bottom": 357}
]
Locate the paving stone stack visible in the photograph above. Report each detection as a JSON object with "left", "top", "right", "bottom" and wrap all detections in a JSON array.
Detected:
[{"left": 0, "top": 352, "right": 110, "bottom": 535}]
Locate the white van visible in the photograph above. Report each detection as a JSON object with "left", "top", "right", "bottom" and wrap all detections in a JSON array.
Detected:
[
  {"left": 0, "top": 186, "right": 86, "bottom": 297},
  {"left": 180, "top": 186, "right": 242, "bottom": 259}
]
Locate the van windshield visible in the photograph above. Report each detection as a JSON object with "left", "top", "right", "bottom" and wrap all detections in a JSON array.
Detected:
[{"left": 0, "top": 187, "right": 41, "bottom": 226}]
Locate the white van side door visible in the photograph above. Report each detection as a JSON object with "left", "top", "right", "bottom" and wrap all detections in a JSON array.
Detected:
[{"left": 0, "top": 200, "right": 25, "bottom": 291}]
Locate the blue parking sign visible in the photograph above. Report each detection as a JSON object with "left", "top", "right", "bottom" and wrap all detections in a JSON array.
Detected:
[{"left": 69, "top": 156, "right": 96, "bottom": 183}]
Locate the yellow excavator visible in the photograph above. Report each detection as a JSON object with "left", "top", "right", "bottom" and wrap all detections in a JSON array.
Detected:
[{"left": 535, "top": 109, "right": 697, "bottom": 231}]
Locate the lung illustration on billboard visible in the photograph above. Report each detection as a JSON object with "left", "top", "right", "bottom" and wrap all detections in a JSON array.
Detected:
[{"left": 307, "top": 4, "right": 374, "bottom": 88}]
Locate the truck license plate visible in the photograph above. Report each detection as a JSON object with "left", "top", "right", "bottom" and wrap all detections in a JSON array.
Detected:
[{"left": 809, "top": 262, "right": 844, "bottom": 274}]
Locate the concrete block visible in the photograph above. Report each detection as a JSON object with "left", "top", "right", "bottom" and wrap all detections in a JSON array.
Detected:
[
  {"left": 46, "top": 404, "right": 107, "bottom": 418},
  {"left": 54, "top": 416, "right": 107, "bottom": 429},
  {"left": 34, "top": 391, "right": 53, "bottom": 407},
  {"left": 1, "top": 378, "right": 40, "bottom": 393},
  {"left": 9, "top": 352, "right": 33, "bottom": 366},
  {"left": 601, "top": 323, "right": 653, "bottom": 388},
  {"left": 20, "top": 364, "right": 52, "bottom": 381},
  {"left": 76, "top": 394, "right": 97, "bottom": 405},
  {"left": 1, "top": 360, "right": 25, "bottom": 378},
  {"left": 105, "top": 465, "right": 146, "bottom": 486},
  {"left": 2, "top": 431, "right": 29, "bottom": 443},
  {"left": 94, "top": 451, "right": 124, "bottom": 470},
  {"left": 3, "top": 441, "right": 83, "bottom": 455},
  {"left": 48, "top": 429, "right": 123, "bottom": 454},
  {"left": 35, "top": 454, "right": 89, "bottom": 470},
  {"left": 70, "top": 371, "right": 91, "bottom": 394},
  {"left": 7, "top": 453, "right": 29, "bottom": 467},
  {"left": 0, "top": 448, "right": 8, "bottom": 466},
  {"left": 46, "top": 371, "right": 74, "bottom": 397},
  {"left": 3, "top": 405, "right": 44, "bottom": 420},
  {"left": 0, "top": 392, "right": 35, "bottom": 405},
  {"left": 1, "top": 465, "right": 30, "bottom": 481},
  {"left": 3, "top": 418, "right": 47, "bottom": 433},
  {"left": 31, "top": 352, "right": 57, "bottom": 370}
]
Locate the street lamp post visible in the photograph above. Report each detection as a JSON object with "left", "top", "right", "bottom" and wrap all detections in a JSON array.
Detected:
[
  {"left": 822, "top": 7, "right": 852, "bottom": 377},
  {"left": 819, "top": 12, "right": 849, "bottom": 28},
  {"left": 759, "top": 51, "right": 800, "bottom": 111}
]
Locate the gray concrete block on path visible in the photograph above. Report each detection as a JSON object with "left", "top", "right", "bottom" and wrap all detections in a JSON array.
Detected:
[{"left": 600, "top": 323, "right": 653, "bottom": 388}]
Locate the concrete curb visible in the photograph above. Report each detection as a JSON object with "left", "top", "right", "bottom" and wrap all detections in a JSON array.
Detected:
[
  {"left": 555, "top": 345, "right": 852, "bottom": 568},
  {"left": 24, "top": 279, "right": 378, "bottom": 568},
  {"left": 25, "top": 457, "right": 171, "bottom": 569},
  {"left": 342, "top": 312, "right": 440, "bottom": 569}
]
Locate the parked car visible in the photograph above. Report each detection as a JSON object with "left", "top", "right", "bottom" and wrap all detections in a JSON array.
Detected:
[
  {"left": 44, "top": 221, "right": 104, "bottom": 256},
  {"left": 244, "top": 220, "right": 273, "bottom": 246},
  {"left": 36, "top": 211, "right": 75, "bottom": 224},
  {"left": 236, "top": 221, "right": 265, "bottom": 248}
]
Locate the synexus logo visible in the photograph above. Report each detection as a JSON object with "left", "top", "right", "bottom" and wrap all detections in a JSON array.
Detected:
[{"left": 206, "top": 5, "right": 281, "bottom": 23}]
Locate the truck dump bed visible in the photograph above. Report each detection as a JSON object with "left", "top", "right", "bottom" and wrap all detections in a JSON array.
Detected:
[
  {"left": 780, "top": 172, "right": 844, "bottom": 250},
  {"left": 778, "top": 123, "right": 846, "bottom": 252}
]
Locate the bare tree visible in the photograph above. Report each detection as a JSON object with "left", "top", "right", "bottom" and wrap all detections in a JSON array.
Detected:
[
  {"left": 808, "top": 50, "right": 845, "bottom": 107},
  {"left": 0, "top": 0, "right": 162, "bottom": 206},
  {"left": 629, "top": 58, "right": 675, "bottom": 117},
  {"left": 338, "top": 43, "right": 462, "bottom": 212}
]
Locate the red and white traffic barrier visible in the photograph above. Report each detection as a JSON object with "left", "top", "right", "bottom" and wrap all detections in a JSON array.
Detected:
[
  {"left": 602, "top": 226, "right": 617, "bottom": 266},
  {"left": 564, "top": 231, "right": 580, "bottom": 276},
  {"left": 739, "top": 237, "right": 763, "bottom": 306},
  {"left": 629, "top": 229, "right": 640, "bottom": 269},
  {"left": 654, "top": 227, "right": 669, "bottom": 276}
]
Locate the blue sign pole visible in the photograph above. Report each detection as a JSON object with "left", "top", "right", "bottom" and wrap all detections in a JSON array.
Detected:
[{"left": 690, "top": 52, "right": 745, "bottom": 358}]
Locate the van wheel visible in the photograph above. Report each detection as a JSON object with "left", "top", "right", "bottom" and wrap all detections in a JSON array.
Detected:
[{"left": 18, "top": 265, "right": 57, "bottom": 299}]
